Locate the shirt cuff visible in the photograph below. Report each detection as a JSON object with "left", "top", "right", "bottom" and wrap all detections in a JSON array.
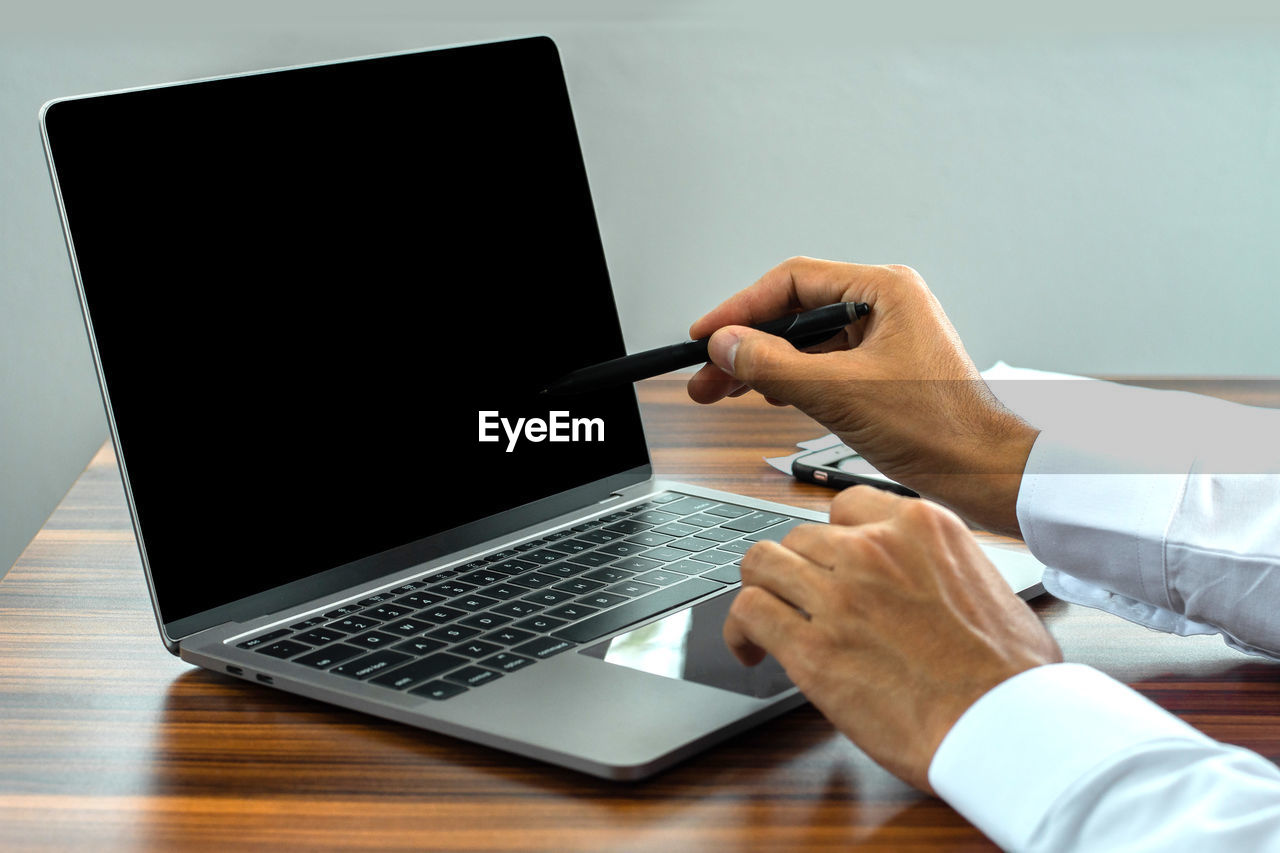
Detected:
[
  {"left": 928, "top": 662, "right": 1210, "bottom": 851},
  {"left": 1016, "top": 428, "right": 1191, "bottom": 612}
]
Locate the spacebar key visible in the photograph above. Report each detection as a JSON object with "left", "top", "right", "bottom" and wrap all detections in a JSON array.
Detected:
[{"left": 553, "top": 578, "right": 724, "bottom": 644}]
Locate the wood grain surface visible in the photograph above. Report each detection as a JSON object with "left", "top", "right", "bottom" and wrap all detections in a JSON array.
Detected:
[{"left": 2, "top": 377, "right": 1278, "bottom": 851}]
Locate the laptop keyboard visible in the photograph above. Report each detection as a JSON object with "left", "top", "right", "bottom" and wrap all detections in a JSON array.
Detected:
[{"left": 234, "top": 493, "right": 810, "bottom": 701}]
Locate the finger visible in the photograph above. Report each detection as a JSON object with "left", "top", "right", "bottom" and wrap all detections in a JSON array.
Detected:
[
  {"left": 739, "top": 538, "right": 833, "bottom": 615},
  {"left": 705, "top": 325, "right": 844, "bottom": 407},
  {"left": 828, "top": 484, "right": 912, "bottom": 527},
  {"left": 690, "top": 256, "right": 890, "bottom": 340},
  {"left": 777, "top": 523, "right": 851, "bottom": 570},
  {"left": 723, "top": 584, "right": 810, "bottom": 667},
  {"left": 686, "top": 361, "right": 745, "bottom": 404}
]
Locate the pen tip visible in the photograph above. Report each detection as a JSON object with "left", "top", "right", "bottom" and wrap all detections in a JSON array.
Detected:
[{"left": 853, "top": 301, "right": 870, "bottom": 318}]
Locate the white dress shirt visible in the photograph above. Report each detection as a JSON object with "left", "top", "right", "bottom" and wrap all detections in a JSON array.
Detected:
[{"left": 927, "top": 381, "right": 1280, "bottom": 851}]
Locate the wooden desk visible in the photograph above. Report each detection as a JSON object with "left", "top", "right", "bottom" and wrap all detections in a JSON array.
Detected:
[{"left": 3, "top": 378, "right": 1278, "bottom": 851}]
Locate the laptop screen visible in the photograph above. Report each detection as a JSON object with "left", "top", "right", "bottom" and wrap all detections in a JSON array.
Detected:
[{"left": 43, "top": 37, "right": 650, "bottom": 635}]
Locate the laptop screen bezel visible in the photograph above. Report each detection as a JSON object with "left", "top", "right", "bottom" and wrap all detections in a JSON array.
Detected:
[{"left": 39, "top": 36, "right": 655, "bottom": 649}]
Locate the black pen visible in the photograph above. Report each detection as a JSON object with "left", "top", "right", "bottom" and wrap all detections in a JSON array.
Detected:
[{"left": 542, "top": 301, "right": 870, "bottom": 396}]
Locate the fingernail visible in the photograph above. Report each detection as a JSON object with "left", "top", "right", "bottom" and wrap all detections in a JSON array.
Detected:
[{"left": 708, "top": 329, "right": 741, "bottom": 375}]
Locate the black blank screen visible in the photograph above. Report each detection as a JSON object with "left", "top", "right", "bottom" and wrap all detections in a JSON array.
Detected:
[{"left": 44, "top": 37, "right": 649, "bottom": 627}]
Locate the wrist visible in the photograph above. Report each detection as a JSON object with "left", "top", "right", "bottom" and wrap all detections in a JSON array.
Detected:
[{"left": 918, "top": 413, "right": 1039, "bottom": 538}]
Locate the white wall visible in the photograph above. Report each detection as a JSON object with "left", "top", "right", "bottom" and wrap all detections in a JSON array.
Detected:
[{"left": 4, "top": 0, "right": 1280, "bottom": 576}]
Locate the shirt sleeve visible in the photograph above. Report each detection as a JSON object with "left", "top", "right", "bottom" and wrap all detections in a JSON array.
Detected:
[
  {"left": 1014, "top": 382, "right": 1280, "bottom": 658},
  {"left": 929, "top": 663, "right": 1280, "bottom": 852}
]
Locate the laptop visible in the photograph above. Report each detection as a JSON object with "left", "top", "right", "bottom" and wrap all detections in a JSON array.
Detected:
[{"left": 40, "top": 35, "right": 1044, "bottom": 780}]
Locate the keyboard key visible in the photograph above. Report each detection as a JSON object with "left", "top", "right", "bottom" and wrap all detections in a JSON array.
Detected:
[
  {"left": 381, "top": 618, "right": 435, "bottom": 637},
  {"left": 453, "top": 594, "right": 500, "bottom": 612},
  {"left": 545, "top": 602, "right": 599, "bottom": 621},
  {"left": 521, "top": 588, "right": 576, "bottom": 606},
  {"left": 743, "top": 519, "right": 810, "bottom": 542},
  {"left": 453, "top": 640, "right": 503, "bottom": 659},
  {"left": 392, "top": 637, "right": 447, "bottom": 656},
  {"left": 717, "top": 540, "right": 755, "bottom": 555},
  {"left": 540, "top": 561, "right": 591, "bottom": 578},
  {"left": 236, "top": 629, "right": 290, "bottom": 650},
  {"left": 512, "top": 636, "right": 576, "bottom": 660},
  {"left": 701, "top": 564, "right": 742, "bottom": 584},
  {"left": 656, "top": 496, "right": 720, "bottom": 515},
  {"left": 508, "top": 571, "right": 558, "bottom": 590},
  {"left": 668, "top": 537, "right": 715, "bottom": 552},
  {"left": 522, "top": 550, "right": 565, "bottom": 565},
  {"left": 288, "top": 617, "right": 326, "bottom": 631},
  {"left": 576, "top": 529, "right": 624, "bottom": 544},
  {"left": 427, "top": 624, "right": 480, "bottom": 643},
  {"left": 604, "top": 580, "right": 659, "bottom": 598},
  {"left": 626, "top": 531, "right": 676, "bottom": 547},
  {"left": 490, "top": 558, "right": 538, "bottom": 575},
  {"left": 409, "top": 680, "right": 468, "bottom": 700},
  {"left": 646, "top": 492, "right": 682, "bottom": 504},
  {"left": 553, "top": 577, "right": 605, "bottom": 595},
  {"left": 720, "top": 511, "right": 789, "bottom": 533},
  {"left": 255, "top": 639, "right": 310, "bottom": 659},
  {"left": 294, "top": 643, "right": 364, "bottom": 669},
  {"left": 554, "top": 578, "right": 723, "bottom": 644},
  {"left": 294, "top": 628, "right": 348, "bottom": 645},
  {"left": 694, "top": 526, "right": 741, "bottom": 543},
  {"left": 427, "top": 580, "right": 476, "bottom": 598},
  {"left": 634, "top": 569, "right": 684, "bottom": 586},
  {"left": 482, "top": 627, "right": 535, "bottom": 646},
  {"left": 514, "top": 614, "right": 568, "bottom": 633},
  {"left": 704, "top": 503, "right": 753, "bottom": 518},
  {"left": 349, "top": 630, "right": 400, "bottom": 649},
  {"left": 321, "top": 604, "right": 362, "bottom": 619},
  {"left": 458, "top": 569, "right": 510, "bottom": 587},
  {"left": 363, "top": 604, "right": 414, "bottom": 620},
  {"left": 462, "top": 560, "right": 490, "bottom": 570},
  {"left": 666, "top": 559, "right": 711, "bottom": 575},
  {"left": 370, "top": 651, "right": 467, "bottom": 689},
  {"left": 490, "top": 600, "right": 544, "bottom": 618},
  {"left": 445, "top": 666, "right": 503, "bottom": 687},
  {"left": 611, "top": 557, "right": 664, "bottom": 573},
  {"left": 603, "top": 519, "right": 653, "bottom": 535},
  {"left": 331, "top": 649, "right": 412, "bottom": 680},
  {"left": 476, "top": 583, "right": 527, "bottom": 600},
  {"left": 595, "top": 541, "right": 648, "bottom": 558},
  {"left": 545, "top": 538, "right": 593, "bottom": 555},
  {"left": 329, "top": 616, "right": 380, "bottom": 633},
  {"left": 653, "top": 522, "right": 700, "bottom": 537},
  {"left": 388, "top": 582, "right": 425, "bottom": 595},
  {"left": 680, "top": 513, "right": 722, "bottom": 528},
  {"left": 486, "top": 549, "right": 521, "bottom": 562},
  {"left": 543, "top": 530, "right": 574, "bottom": 541},
  {"left": 567, "top": 552, "right": 616, "bottom": 568},
  {"left": 631, "top": 510, "right": 683, "bottom": 525},
  {"left": 578, "top": 591, "right": 630, "bottom": 609},
  {"left": 480, "top": 652, "right": 536, "bottom": 674},
  {"left": 416, "top": 605, "right": 466, "bottom": 624},
  {"left": 393, "top": 591, "right": 447, "bottom": 610},
  {"left": 514, "top": 539, "right": 548, "bottom": 551},
  {"left": 583, "top": 566, "right": 634, "bottom": 584},
  {"left": 641, "top": 546, "right": 688, "bottom": 563},
  {"left": 356, "top": 593, "right": 397, "bottom": 607},
  {"left": 459, "top": 612, "right": 512, "bottom": 630},
  {"left": 690, "top": 549, "right": 739, "bottom": 565}
]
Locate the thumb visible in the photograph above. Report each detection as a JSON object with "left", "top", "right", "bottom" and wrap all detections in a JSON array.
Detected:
[{"left": 706, "top": 326, "right": 818, "bottom": 405}]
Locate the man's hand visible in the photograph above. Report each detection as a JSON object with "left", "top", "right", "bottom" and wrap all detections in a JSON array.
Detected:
[
  {"left": 725, "top": 486, "right": 1062, "bottom": 792},
  {"left": 687, "top": 257, "right": 1038, "bottom": 536}
]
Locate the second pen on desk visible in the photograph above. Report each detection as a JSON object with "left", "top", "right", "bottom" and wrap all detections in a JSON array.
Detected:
[{"left": 542, "top": 301, "right": 870, "bottom": 396}]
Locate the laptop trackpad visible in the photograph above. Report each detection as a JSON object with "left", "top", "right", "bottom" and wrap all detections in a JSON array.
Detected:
[{"left": 579, "top": 592, "right": 795, "bottom": 699}]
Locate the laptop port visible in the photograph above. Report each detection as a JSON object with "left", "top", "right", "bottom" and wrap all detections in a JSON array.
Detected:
[
  {"left": 256, "top": 674, "right": 274, "bottom": 684},
  {"left": 225, "top": 665, "right": 243, "bottom": 676}
]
